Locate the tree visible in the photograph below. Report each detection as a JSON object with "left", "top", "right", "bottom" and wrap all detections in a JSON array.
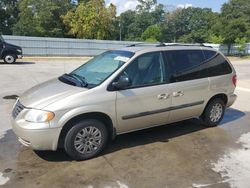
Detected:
[
  {"left": 63, "top": 0, "right": 116, "bottom": 39},
  {"left": 235, "top": 37, "right": 247, "bottom": 55},
  {"left": 77, "top": 0, "right": 91, "bottom": 3},
  {"left": 141, "top": 24, "right": 161, "bottom": 42},
  {"left": 0, "top": 9, "right": 8, "bottom": 34},
  {"left": 151, "top": 4, "right": 165, "bottom": 24},
  {"left": 208, "top": 34, "right": 224, "bottom": 44},
  {"left": 119, "top": 0, "right": 165, "bottom": 41},
  {"left": 127, "top": 11, "right": 157, "bottom": 40},
  {"left": 0, "top": 0, "right": 19, "bottom": 34},
  {"left": 136, "top": 0, "right": 157, "bottom": 12},
  {"left": 13, "top": 0, "right": 73, "bottom": 37},
  {"left": 211, "top": 0, "right": 250, "bottom": 54},
  {"left": 162, "top": 7, "right": 218, "bottom": 43},
  {"left": 119, "top": 10, "right": 137, "bottom": 40}
]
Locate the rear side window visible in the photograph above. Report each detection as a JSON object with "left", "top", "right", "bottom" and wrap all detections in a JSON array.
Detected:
[
  {"left": 165, "top": 50, "right": 233, "bottom": 83},
  {"left": 203, "top": 50, "right": 232, "bottom": 77},
  {"left": 166, "top": 50, "right": 204, "bottom": 74},
  {"left": 203, "top": 50, "right": 217, "bottom": 60},
  {"left": 165, "top": 50, "right": 206, "bottom": 82}
]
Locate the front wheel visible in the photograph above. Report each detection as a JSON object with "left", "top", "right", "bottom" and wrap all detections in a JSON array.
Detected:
[
  {"left": 64, "top": 119, "right": 108, "bottom": 160},
  {"left": 201, "top": 98, "right": 225, "bottom": 127},
  {"left": 4, "top": 54, "right": 16, "bottom": 64}
]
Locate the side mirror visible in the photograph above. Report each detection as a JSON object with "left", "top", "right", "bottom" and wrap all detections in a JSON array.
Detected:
[{"left": 112, "top": 75, "right": 131, "bottom": 90}]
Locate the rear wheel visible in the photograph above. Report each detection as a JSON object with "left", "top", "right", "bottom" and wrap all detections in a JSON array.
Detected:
[
  {"left": 64, "top": 119, "right": 108, "bottom": 160},
  {"left": 4, "top": 54, "right": 16, "bottom": 64},
  {"left": 201, "top": 98, "right": 225, "bottom": 127}
]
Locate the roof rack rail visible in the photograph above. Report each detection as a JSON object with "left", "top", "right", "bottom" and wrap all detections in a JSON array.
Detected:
[
  {"left": 126, "top": 42, "right": 213, "bottom": 48},
  {"left": 156, "top": 42, "right": 166, "bottom": 47},
  {"left": 157, "top": 43, "right": 213, "bottom": 48},
  {"left": 127, "top": 43, "right": 140, "bottom": 47},
  {"left": 126, "top": 43, "right": 157, "bottom": 47}
]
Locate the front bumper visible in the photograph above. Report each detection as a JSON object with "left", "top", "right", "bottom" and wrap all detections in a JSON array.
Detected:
[
  {"left": 11, "top": 118, "right": 61, "bottom": 151},
  {"left": 227, "top": 93, "right": 237, "bottom": 107},
  {"left": 17, "top": 54, "right": 23, "bottom": 59}
]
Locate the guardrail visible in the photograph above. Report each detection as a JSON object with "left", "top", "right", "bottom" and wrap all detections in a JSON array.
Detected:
[
  {"left": 2, "top": 35, "right": 137, "bottom": 56},
  {"left": 2, "top": 35, "right": 250, "bottom": 56}
]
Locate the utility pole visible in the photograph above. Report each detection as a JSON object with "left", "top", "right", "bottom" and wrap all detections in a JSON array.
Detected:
[{"left": 119, "top": 21, "right": 122, "bottom": 41}]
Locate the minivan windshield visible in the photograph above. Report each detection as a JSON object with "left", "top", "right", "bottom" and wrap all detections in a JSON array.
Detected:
[
  {"left": 59, "top": 50, "right": 134, "bottom": 88},
  {"left": 0, "top": 35, "right": 4, "bottom": 43}
]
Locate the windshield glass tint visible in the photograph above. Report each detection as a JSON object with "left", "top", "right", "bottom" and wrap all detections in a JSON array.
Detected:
[{"left": 71, "top": 50, "right": 134, "bottom": 86}]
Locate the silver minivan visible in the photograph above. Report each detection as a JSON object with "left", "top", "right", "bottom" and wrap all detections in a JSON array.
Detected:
[{"left": 11, "top": 44, "right": 237, "bottom": 160}]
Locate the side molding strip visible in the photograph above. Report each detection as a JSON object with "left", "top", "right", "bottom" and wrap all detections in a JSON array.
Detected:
[{"left": 122, "top": 100, "right": 204, "bottom": 120}]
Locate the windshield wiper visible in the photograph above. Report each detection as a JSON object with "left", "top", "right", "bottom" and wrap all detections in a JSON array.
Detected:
[
  {"left": 61, "top": 73, "right": 88, "bottom": 87},
  {"left": 69, "top": 73, "right": 88, "bottom": 87}
]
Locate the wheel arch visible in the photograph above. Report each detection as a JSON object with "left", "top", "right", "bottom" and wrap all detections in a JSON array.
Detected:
[
  {"left": 202, "top": 93, "right": 228, "bottom": 114},
  {"left": 1, "top": 50, "right": 17, "bottom": 58},
  {"left": 57, "top": 112, "right": 116, "bottom": 149}
]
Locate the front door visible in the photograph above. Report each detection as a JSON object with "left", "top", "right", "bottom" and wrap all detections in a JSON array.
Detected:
[
  {"left": 0, "top": 41, "right": 3, "bottom": 57},
  {"left": 115, "top": 52, "right": 172, "bottom": 133}
]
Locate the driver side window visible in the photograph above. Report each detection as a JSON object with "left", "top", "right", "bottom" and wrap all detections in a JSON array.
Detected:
[{"left": 122, "top": 52, "right": 166, "bottom": 88}]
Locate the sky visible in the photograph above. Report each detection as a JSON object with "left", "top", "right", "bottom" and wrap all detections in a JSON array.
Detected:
[{"left": 105, "top": 0, "right": 229, "bottom": 15}]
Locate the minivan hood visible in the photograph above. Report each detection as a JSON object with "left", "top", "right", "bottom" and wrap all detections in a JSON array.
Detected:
[{"left": 19, "top": 78, "right": 86, "bottom": 109}]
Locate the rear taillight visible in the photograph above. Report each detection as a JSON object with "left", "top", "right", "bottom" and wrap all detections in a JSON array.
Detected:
[{"left": 232, "top": 75, "right": 237, "bottom": 87}]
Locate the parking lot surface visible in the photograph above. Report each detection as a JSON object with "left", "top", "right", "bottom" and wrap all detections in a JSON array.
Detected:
[{"left": 0, "top": 58, "right": 250, "bottom": 188}]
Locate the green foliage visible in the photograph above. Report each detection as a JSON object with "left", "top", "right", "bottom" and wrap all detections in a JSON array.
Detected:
[
  {"left": 119, "top": 2, "right": 165, "bottom": 41},
  {"left": 13, "top": 0, "right": 72, "bottom": 37},
  {"left": 136, "top": 0, "right": 157, "bottom": 12},
  {"left": 235, "top": 37, "right": 247, "bottom": 53},
  {"left": 119, "top": 10, "right": 137, "bottom": 40},
  {"left": 63, "top": 0, "right": 116, "bottom": 39},
  {"left": 141, "top": 25, "right": 161, "bottom": 42},
  {"left": 208, "top": 34, "right": 224, "bottom": 44},
  {"left": 217, "top": 18, "right": 248, "bottom": 45},
  {"left": 0, "top": 0, "right": 249, "bottom": 45},
  {"left": 144, "top": 37, "right": 158, "bottom": 42},
  {"left": 0, "top": 0, "right": 19, "bottom": 34},
  {"left": 212, "top": 0, "right": 250, "bottom": 45},
  {"left": 162, "top": 7, "right": 218, "bottom": 43}
]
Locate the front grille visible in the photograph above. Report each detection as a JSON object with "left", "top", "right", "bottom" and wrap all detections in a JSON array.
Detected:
[{"left": 12, "top": 100, "right": 25, "bottom": 119}]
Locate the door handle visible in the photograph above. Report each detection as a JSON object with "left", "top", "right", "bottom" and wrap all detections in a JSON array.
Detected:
[
  {"left": 157, "top": 93, "right": 169, "bottom": 100},
  {"left": 173, "top": 91, "right": 184, "bottom": 97}
]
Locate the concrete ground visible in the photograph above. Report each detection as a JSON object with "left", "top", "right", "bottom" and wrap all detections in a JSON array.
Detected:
[{"left": 0, "top": 57, "right": 250, "bottom": 188}]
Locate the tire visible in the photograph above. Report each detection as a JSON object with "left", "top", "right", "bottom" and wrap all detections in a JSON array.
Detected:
[
  {"left": 64, "top": 119, "right": 108, "bottom": 160},
  {"left": 4, "top": 54, "right": 16, "bottom": 64},
  {"left": 201, "top": 98, "right": 225, "bottom": 127}
]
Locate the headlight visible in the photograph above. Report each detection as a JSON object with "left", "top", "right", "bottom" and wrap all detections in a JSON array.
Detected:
[
  {"left": 17, "top": 49, "right": 22, "bottom": 53},
  {"left": 25, "top": 109, "right": 55, "bottom": 123}
]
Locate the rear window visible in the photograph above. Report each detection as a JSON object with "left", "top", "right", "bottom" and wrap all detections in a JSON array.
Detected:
[{"left": 204, "top": 52, "right": 232, "bottom": 76}]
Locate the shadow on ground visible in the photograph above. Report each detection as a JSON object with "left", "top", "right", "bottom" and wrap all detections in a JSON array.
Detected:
[
  {"left": 0, "top": 61, "right": 35, "bottom": 65},
  {"left": 13, "top": 62, "right": 35, "bottom": 65},
  {"left": 220, "top": 108, "right": 245, "bottom": 124},
  {"left": 34, "top": 108, "right": 245, "bottom": 162}
]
